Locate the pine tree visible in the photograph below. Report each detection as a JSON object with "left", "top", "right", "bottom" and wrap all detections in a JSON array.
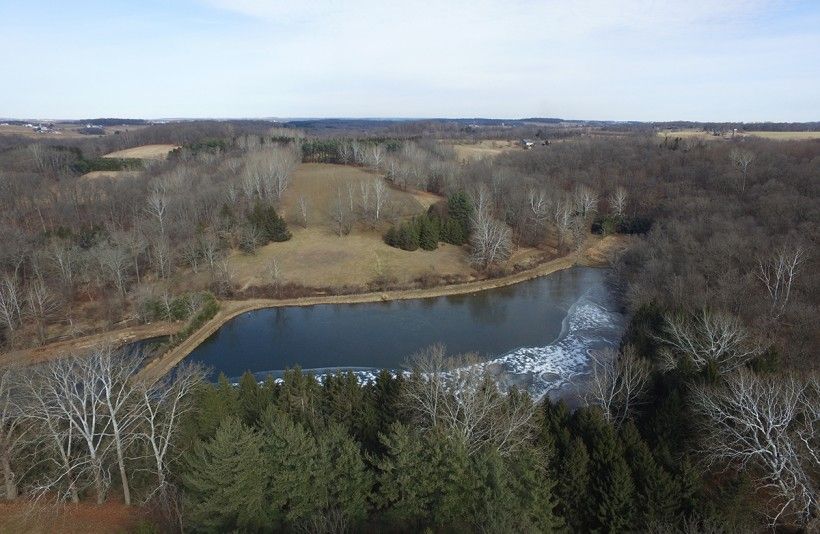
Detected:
[
  {"left": 277, "top": 367, "right": 321, "bottom": 429},
  {"left": 447, "top": 191, "right": 473, "bottom": 239},
  {"left": 557, "top": 436, "right": 591, "bottom": 530},
  {"left": 620, "top": 421, "right": 680, "bottom": 527},
  {"left": 373, "top": 422, "right": 434, "bottom": 527},
  {"left": 237, "top": 371, "right": 267, "bottom": 426},
  {"left": 260, "top": 407, "right": 326, "bottom": 526},
  {"left": 417, "top": 216, "right": 439, "bottom": 250},
  {"left": 182, "top": 417, "right": 269, "bottom": 531},
  {"left": 396, "top": 222, "right": 419, "bottom": 251},
  {"left": 318, "top": 423, "right": 373, "bottom": 527},
  {"left": 247, "top": 202, "right": 292, "bottom": 243},
  {"left": 575, "top": 408, "right": 636, "bottom": 531}
]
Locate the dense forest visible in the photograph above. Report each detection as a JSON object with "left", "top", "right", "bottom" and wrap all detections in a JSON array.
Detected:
[{"left": 0, "top": 120, "right": 817, "bottom": 532}]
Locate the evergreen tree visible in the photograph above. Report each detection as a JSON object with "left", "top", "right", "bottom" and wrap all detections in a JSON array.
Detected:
[
  {"left": 557, "top": 436, "right": 591, "bottom": 530},
  {"left": 447, "top": 191, "right": 473, "bottom": 239},
  {"left": 237, "top": 371, "right": 268, "bottom": 426},
  {"left": 469, "top": 445, "right": 563, "bottom": 532},
  {"left": 373, "top": 422, "right": 434, "bottom": 527},
  {"left": 318, "top": 423, "right": 373, "bottom": 528},
  {"left": 383, "top": 225, "right": 398, "bottom": 247},
  {"left": 620, "top": 421, "right": 680, "bottom": 527},
  {"left": 182, "top": 417, "right": 269, "bottom": 531},
  {"left": 260, "top": 407, "right": 326, "bottom": 526},
  {"left": 417, "top": 216, "right": 439, "bottom": 250},
  {"left": 441, "top": 217, "right": 466, "bottom": 245},
  {"left": 396, "top": 222, "right": 420, "bottom": 251},
  {"left": 247, "top": 202, "right": 291, "bottom": 243},
  {"left": 277, "top": 367, "right": 322, "bottom": 429},
  {"left": 185, "top": 374, "right": 240, "bottom": 440},
  {"left": 575, "top": 408, "right": 636, "bottom": 531},
  {"left": 322, "top": 371, "right": 374, "bottom": 442}
]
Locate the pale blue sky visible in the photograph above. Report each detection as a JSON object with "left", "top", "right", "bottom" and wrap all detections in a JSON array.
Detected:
[{"left": 1, "top": 0, "right": 818, "bottom": 121}]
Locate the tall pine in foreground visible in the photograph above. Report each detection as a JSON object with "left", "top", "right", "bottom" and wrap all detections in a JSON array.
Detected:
[{"left": 182, "top": 417, "right": 269, "bottom": 531}]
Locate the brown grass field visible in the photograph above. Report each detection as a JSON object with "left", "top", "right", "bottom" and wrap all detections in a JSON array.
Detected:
[
  {"left": 229, "top": 162, "right": 477, "bottom": 289},
  {"left": 103, "top": 144, "right": 179, "bottom": 159},
  {"left": 745, "top": 131, "right": 820, "bottom": 140},
  {"left": 445, "top": 139, "right": 520, "bottom": 161},
  {"left": 81, "top": 170, "right": 142, "bottom": 181},
  {"left": 658, "top": 129, "right": 820, "bottom": 141},
  {"left": 278, "top": 163, "right": 431, "bottom": 226}
]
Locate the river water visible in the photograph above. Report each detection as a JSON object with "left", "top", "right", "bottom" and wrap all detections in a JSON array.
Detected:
[{"left": 185, "top": 266, "right": 625, "bottom": 400}]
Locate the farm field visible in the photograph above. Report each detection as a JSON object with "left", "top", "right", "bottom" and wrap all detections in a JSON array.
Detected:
[
  {"left": 445, "top": 139, "right": 521, "bottom": 161},
  {"left": 0, "top": 123, "right": 148, "bottom": 139},
  {"left": 745, "top": 131, "right": 820, "bottom": 140},
  {"left": 103, "top": 143, "right": 179, "bottom": 159}
]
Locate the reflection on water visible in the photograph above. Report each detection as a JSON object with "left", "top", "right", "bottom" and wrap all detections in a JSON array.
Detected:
[{"left": 186, "top": 267, "right": 625, "bottom": 399}]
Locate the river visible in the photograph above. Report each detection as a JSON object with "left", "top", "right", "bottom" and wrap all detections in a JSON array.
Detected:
[{"left": 184, "top": 266, "right": 625, "bottom": 400}]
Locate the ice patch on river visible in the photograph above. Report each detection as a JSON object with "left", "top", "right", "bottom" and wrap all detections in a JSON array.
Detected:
[
  {"left": 239, "top": 287, "right": 625, "bottom": 402},
  {"left": 481, "top": 292, "right": 624, "bottom": 399}
]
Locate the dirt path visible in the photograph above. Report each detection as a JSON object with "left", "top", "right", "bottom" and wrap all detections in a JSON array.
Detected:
[
  {"left": 138, "top": 235, "right": 627, "bottom": 381},
  {"left": 2, "top": 322, "right": 179, "bottom": 367}
]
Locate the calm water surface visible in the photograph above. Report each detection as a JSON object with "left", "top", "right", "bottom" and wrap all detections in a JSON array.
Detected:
[{"left": 186, "top": 267, "right": 625, "bottom": 398}]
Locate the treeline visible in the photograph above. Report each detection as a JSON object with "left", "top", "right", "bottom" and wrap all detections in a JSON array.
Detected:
[{"left": 172, "top": 352, "right": 700, "bottom": 532}]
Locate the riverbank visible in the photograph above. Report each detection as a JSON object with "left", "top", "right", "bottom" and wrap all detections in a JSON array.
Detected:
[
  {"left": 138, "top": 235, "right": 627, "bottom": 381},
  {"left": 3, "top": 235, "right": 626, "bottom": 374},
  {"left": 3, "top": 322, "right": 179, "bottom": 367}
]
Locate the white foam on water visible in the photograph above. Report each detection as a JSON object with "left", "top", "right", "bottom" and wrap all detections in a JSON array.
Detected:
[{"left": 481, "top": 293, "right": 624, "bottom": 399}]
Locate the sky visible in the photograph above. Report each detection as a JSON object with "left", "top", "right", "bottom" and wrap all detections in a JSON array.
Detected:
[{"left": 1, "top": 0, "right": 818, "bottom": 121}]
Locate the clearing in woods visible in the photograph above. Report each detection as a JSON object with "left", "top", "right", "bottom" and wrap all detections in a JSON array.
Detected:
[
  {"left": 229, "top": 162, "right": 478, "bottom": 289},
  {"left": 445, "top": 139, "right": 520, "bottom": 161},
  {"left": 102, "top": 143, "right": 179, "bottom": 159}
]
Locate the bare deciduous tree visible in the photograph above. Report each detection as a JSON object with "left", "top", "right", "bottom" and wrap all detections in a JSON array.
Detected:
[
  {"left": 403, "top": 345, "right": 535, "bottom": 457},
  {"left": 138, "top": 363, "right": 206, "bottom": 502},
  {"left": 586, "top": 346, "right": 650, "bottom": 427},
  {"left": 145, "top": 185, "right": 169, "bottom": 238},
  {"left": 657, "top": 308, "right": 762, "bottom": 373},
  {"left": 0, "top": 274, "right": 24, "bottom": 335},
  {"left": 609, "top": 186, "right": 627, "bottom": 217},
  {"left": 94, "top": 245, "right": 130, "bottom": 297},
  {"left": 757, "top": 245, "right": 806, "bottom": 319},
  {"left": 469, "top": 187, "right": 512, "bottom": 269},
  {"left": 729, "top": 148, "right": 755, "bottom": 193},
  {"left": 574, "top": 184, "right": 599, "bottom": 219},
  {"left": 26, "top": 279, "right": 59, "bottom": 343},
  {"left": 298, "top": 195, "right": 309, "bottom": 228},
  {"left": 691, "top": 370, "right": 818, "bottom": 527},
  {"left": 371, "top": 179, "right": 388, "bottom": 222},
  {"left": 0, "top": 365, "right": 27, "bottom": 500}
]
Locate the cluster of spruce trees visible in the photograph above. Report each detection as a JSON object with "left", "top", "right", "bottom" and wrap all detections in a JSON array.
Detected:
[{"left": 384, "top": 192, "right": 472, "bottom": 251}]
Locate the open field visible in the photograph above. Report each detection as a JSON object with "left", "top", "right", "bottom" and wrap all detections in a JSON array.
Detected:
[
  {"left": 445, "top": 139, "right": 521, "bottom": 161},
  {"left": 279, "top": 163, "right": 431, "bottom": 226},
  {"left": 745, "top": 131, "right": 820, "bottom": 140},
  {"left": 0, "top": 123, "right": 149, "bottom": 139},
  {"left": 103, "top": 143, "right": 179, "bottom": 159},
  {"left": 657, "top": 129, "right": 820, "bottom": 141},
  {"left": 230, "top": 226, "right": 474, "bottom": 288},
  {"left": 81, "top": 170, "right": 143, "bottom": 181}
]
